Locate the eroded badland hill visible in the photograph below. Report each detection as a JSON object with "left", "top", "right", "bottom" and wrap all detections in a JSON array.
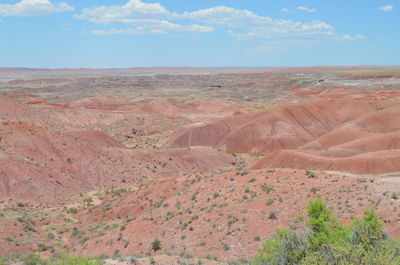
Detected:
[{"left": 0, "top": 67, "right": 400, "bottom": 264}]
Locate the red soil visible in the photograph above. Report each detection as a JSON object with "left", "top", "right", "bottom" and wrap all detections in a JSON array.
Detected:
[
  {"left": 166, "top": 96, "right": 400, "bottom": 174},
  {"left": 1, "top": 78, "right": 400, "bottom": 262},
  {"left": 0, "top": 119, "right": 233, "bottom": 205},
  {"left": 255, "top": 104, "right": 400, "bottom": 173},
  {"left": 166, "top": 98, "right": 375, "bottom": 152},
  {"left": 65, "top": 169, "right": 400, "bottom": 260}
]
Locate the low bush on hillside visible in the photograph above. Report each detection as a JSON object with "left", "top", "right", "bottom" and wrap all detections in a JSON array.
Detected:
[
  {"left": 0, "top": 253, "right": 103, "bottom": 265},
  {"left": 151, "top": 238, "right": 161, "bottom": 252},
  {"left": 254, "top": 198, "right": 400, "bottom": 265},
  {"left": 53, "top": 255, "right": 102, "bottom": 265}
]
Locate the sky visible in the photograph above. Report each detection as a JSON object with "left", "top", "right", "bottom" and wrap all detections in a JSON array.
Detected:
[{"left": 0, "top": 0, "right": 399, "bottom": 68}]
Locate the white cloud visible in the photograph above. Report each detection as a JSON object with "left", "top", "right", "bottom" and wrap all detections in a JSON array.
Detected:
[
  {"left": 75, "top": 0, "right": 173, "bottom": 24},
  {"left": 76, "top": 0, "right": 364, "bottom": 47},
  {"left": 77, "top": 0, "right": 215, "bottom": 35},
  {"left": 77, "top": 1, "right": 335, "bottom": 39},
  {"left": 92, "top": 20, "right": 213, "bottom": 35},
  {"left": 297, "top": 6, "right": 316, "bottom": 13},
  {"left": 182, "top": 6, "right": 332, "bottom": 39},
  {"left": 341, "top": 34, "right": 366, "bottom": 41},
  {"left": 281, "top": 8, "right": 293, "bottom": 13},
  {"left": 0, "top": 0, "right": 74, "bottom": 17},
  {"left": 181, "top": 6, "right": 273, "bottom": 28},
  {"left": 227, "top": 20, "right": 334, "bottom": 41},
  {"left": 379, "top": 5, "right": 394, "bottom": 12},
  {"left": 93, "top": 28, "right": 164, "bottom": 36}
]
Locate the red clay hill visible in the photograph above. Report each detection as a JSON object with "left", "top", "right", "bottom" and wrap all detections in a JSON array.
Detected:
[
  {"left": 166, "top": 95, "right": 400, "bottom": 174},
  {"left": 0, "top": 95, "right": 235, "bottom": 205},
  {"left": 1, "top": 67, "right": 400, "bottom": 263}
]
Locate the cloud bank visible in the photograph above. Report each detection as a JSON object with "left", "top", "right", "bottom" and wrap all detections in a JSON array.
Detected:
[
  {"left": 76, "top": 0, "right": 336, "bottom": 42},
  {"left": 0, "top": 0, "right": 74, "bottom": 17},
  {"left": 2, "top": 0, "right": 366, "bottom": 50}
]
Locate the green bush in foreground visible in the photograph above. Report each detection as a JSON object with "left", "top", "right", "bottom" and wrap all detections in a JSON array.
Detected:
[
  {"left": 17, "top": 254, "right": 103, "bottom": 265},
  {"left": 23, "top": 254, "right": 47, "bottom": 265},
  {"left": 254, "top": 198, "right": 400, "bottom": 265},
  {"left": 54, "top": 255, "right": 102, "bottom": 265}
]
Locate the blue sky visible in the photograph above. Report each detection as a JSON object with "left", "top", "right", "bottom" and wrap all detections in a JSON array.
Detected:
[{"left": 0, "top": 0, "right": 399, "bottom": 68}]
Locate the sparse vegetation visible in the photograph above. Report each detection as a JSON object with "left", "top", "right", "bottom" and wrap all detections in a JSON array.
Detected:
[
  {"left": 268, "top": 211, "right": 277, "bottom": 220},
  {"left": 151, "top": 238, "right": 161, "bottom": 252},
  {"left": 254, "top": 236, "right": 261, "bottom": 242},
  {"left": 254, "top": 198, "right": 400, "bottom": 265},
  {"left": 260, "top": 184, "right": 274, "bottom": 194},
  {"left": 305, "top": 170, "right": 316, "bottom": 178},
  {"left": 223, "top": 243, "right": 230, "bottom": 251},
  {"left": 1, "top": 68, "right": 400, "bottom": 265},
  {"left": 66, "top": 207, "right": 77, "bottom": 214},
  {"left": 0, "top": 254, "right": 104, "bottom": 265}
]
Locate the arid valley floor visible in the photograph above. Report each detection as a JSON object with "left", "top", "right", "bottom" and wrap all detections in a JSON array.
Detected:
[{"left": 0, "top": 67, "right": 400, "bottom": 264}]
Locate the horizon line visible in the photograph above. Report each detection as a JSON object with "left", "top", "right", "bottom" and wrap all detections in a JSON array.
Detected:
[{"left": 1, "top": 65, "right": 400, "bottom": 71}]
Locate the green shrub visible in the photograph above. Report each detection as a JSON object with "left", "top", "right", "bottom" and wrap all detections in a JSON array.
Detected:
[
  {"left": 83, "top": 197, "right": 93, "bottom": 204},
  {"left": 20, "top": 253, "right": 102, "bottom": 265},
  {"left": 151, "top": 238, "right": 161, "bottom": 252},
  {"left": 254, "top": 229, "right": 307, "bottom": 264},
  {"left": 254, "top": 198, "right": 400, "bottom": 265},
  {"left": 23, "top": 253, "right": 48, "bottom": 265},
  {"left": 55, "top": 255, "right": 102, "bottom": 265},
  {"left": 305, "top": 170, "right": 316, "bottom": 178},
  {"left": 67, "top": 208, "right": 77, "bottom": 214}
]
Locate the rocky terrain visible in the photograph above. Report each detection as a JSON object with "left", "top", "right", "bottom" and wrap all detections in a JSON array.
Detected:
[{"left": 0, "top": 67, "right": 400, "bottom": 264}]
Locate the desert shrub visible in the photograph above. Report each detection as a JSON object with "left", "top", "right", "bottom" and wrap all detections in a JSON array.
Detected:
[
  {"left": 55, "top": 255, "right": 102, "bottom": 265},
  {"left": 17, "top": 254, "right": 103, "bottom": 265},
  {"left": 306, "top": 198, "right": 349, "bottom": 250},
  {"left": 305, "top": 170, "right": 316, "bottom": 178},
  {"left": 254, "top": 229, "right": 307, "bottom": 265},
  {"left": 3, "top": 237, "right": 14, "bottom": 243},
  {"left": 23, "top": 254, "right": 48, "bottom": 265},
  {"left": 223, "top": 243, "right": 230, "bottom": 251},
  {"left": 67, "top": 208, "right": 77, "bottom": 214},
  {"left": 261, "top": 184, "right": 274, "bottom": 194},
  {"left": 83, "top": 197, "right": 93, "bottom": 204},
  {"left": 47, "top": 232, "right": 55, "bottom": 240},
  {"left": 237, "top": 168, "right": 249, "bottom": 176},
  {"left": 37, "top": 244, "right": 49, "bottom": 252},
  {"left": 151, "top": 238, "right": 161, "bottom": 252},
  {"left": 310, "top": 187, "right": 320, "bottom": 194},
  {"left": 254, "top": 198, "right": 400, "bottom": 265},
  {"left": 203, "top": 254, "right": 219, "bottom": 261},
  {"left": 268, "top": 211, "right": 277, "bottom": 220}
]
